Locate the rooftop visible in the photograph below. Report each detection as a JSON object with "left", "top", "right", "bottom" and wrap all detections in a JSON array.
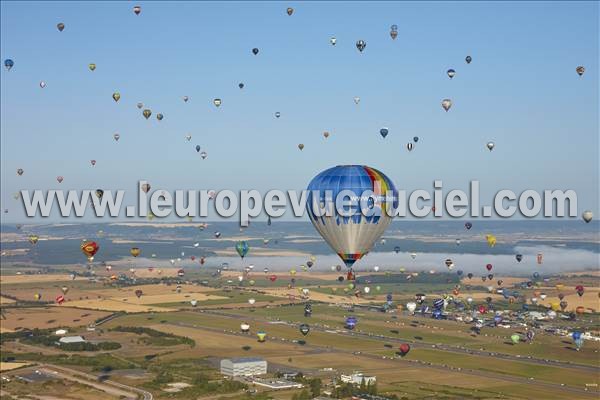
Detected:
[{"left": 226, "top": 357, "right": 265, "bottom": 363}]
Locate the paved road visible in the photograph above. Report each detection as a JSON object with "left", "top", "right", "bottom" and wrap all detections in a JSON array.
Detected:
[{"left": 40, "top": 364, "right": 153, "bottom": 400}]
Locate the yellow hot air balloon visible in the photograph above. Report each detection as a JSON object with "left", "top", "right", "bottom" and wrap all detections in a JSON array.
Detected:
[
  {"left": 28, "top": 235, "right": 39, "bottom": 245},
  {"left": 555, "top": 284, "right": 564, "bottom": 291},
  {"left": 256, "top": 332, "right": 266, "bottom": 342},
  {"left": 112, "top": 92, "right": 121, "bottom": 102},
  {"left": 550, "top": 302, "right": 560, "bottom": 311},
  {"left": 485, "top": 234, "right": 497, "bottom": 247},
  {"left": 130, "top": 247, "right": 141, "bottom": 257},
  {"left": 89, "top": 63, "right": 96, "bottom": 71}
]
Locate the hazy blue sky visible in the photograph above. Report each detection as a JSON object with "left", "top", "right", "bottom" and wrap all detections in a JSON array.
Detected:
[{"left": 1, "top": 1, "right": 598, "bottom": 222}]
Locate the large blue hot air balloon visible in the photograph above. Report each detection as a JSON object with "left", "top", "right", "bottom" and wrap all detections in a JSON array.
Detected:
[{"left": 306, "top": 165, "right": 397, "bottom": 269}]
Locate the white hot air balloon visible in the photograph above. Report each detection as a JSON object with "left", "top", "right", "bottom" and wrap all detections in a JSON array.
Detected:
[
  {"left": 406, "top": 302, "right": 417, "bottom": 313},
  {"left": 248, "top": 298, "right": 256, "bottom": 305},
  {"left": 582, "top": 210, "right": 593, "bottom": 223}
]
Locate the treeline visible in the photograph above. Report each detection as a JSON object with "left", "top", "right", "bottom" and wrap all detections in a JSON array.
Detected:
[
  {"left": 1, "top": 352, "right": 136, "bottom": 371},
  {"left": 110, "top": 326, "right": 195, "bottom": 347},
  {"left": 0, "top": 328, "right": 121, "bottom": 351}
]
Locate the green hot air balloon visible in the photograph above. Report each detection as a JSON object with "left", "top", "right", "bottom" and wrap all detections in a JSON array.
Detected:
[
  {"left": 510, "top": 334, "right": 520, "bottom": 344},
  {"left": 236, "top": 241, "right": 249, "bottom": 259}
]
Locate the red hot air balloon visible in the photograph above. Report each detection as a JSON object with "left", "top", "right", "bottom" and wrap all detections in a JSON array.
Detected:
[
  {"left": 575, "top": 285, "right": 584, "bottom": 297},
  {"left": 269, "top": 275, "right": 277, "bottom": 282},
  {"left": 81, "top": 241, "right": 99, "bottom": 261},
  {"left": 478, "top": 305, "right": 487, "bottom": 314},
  {"left": 486, "top": 264, "right": 493, "bottom": 271},
  {"left": 56, "top": 295, "right": 65, "bottom": 305},
  {"left": 399, "top": 343, "right": 410, "bottom": 356}
]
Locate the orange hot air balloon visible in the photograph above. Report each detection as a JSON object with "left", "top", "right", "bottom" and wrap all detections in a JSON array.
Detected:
[
  {"left": 575, "top": 306, "right": 585, "bottom": 315},
  {"left": 130, "top": 247, "right": 141, "bottom": 257},
  {"left": 81, "top": 241, "right": 99, "bottom": 261}
]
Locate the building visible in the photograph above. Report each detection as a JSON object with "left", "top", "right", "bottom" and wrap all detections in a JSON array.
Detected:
[
  {"left": 220, "top": 357, "right": 267, "bottom": 377},
  {"left": 340, "top": 373, "right": 376, "bottom": 385},
  {"left": 251, "top": 378, "right": 303, "bottom": 390},
  {"left": 58, "top": 336, "right": 86, "bottom": 344},
  {"left": 54, "top": 329, "right": 68, "bottom": 336}
]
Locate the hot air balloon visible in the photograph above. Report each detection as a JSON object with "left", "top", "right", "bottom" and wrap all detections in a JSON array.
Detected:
[
  {"left": 57, "top": 22, "right": 65, "bottom": 32},
  {"left": 88, "top": 63, "right": 96, "bottom": 71},
  {"left": 112, "top": 92, "right": 120, "bottom": 102},
  {"left": 156, "top": 113, "right": 164, "bottom": 121},
  {"left": 486, "top": 234, "right": 496, "bottom": 247},
  {"left": 398, "top": 343, "right": 410, "bottom": 356},
  {"left": 536, "top": 253, "right": 543, "bottom": 264},
  {"left": 582, "top": 210, "right": 593, "bottom": 223},
  {"left": 130, "top": 247, "right": 141, "bottom": 257},
  {"left": 407, "top": 143, "right": 413, "bottom": 151},
  {"left": 330, "top": 37, "right": 337, "bottom": 46},
  {"left": 56, "top": 295, "right": 65, "bottom": 305},
  {"left": 137, "top": 102, "right": 143, "bottom": 109},
  {"left": 17, "top": 168, "right": 24, "bottom": 176},
  {"left": 323, "top": 131, "right": 330, "bottom": 138},
  {"left": 252, "top": 48, "right": 259, "bottom": 55},
  {"left": 406, "top": 302, "right": 416, "bottom": 313},
  {"left": 143, "top": 109, "right": 151, "bottom": 119},
  {"left": 447, "top": 69, "right": 456, "bottom": 79},
  {"left": 39, "top": 81, "right": 46, "bottom": 88},
  {"left": 34, "top": 293, "right": 42, "bottom": 301},
  {"left": 575, "top": 285, "right": 584, "bottom": 297},
  {"left": 135, "top": 289, "right": 143, "bottom": 298},
  {"left": 238, "top": 82, "right": 244, "bottom": 89},
  {"left": 465, "top": 56, "right": 472, "bottom": 64},
  {"left": 390, "top": 27, "right": 398, "bottom": 40},
  {"left": 298, "top": 144, "right": 304, "bottom": 150},
  {"left": 113, "top": 133, "right": 120, "bottom": 141},
  {"left": 345, "top": 316, "right": 357, "bottom": 330},
  {"left": 572, "top": 331, "right": 583, "bottom": 350},
  {"left": 576, "top": 66, "right": 585, "bottom": 76},
  {"left": 5, "top": 59, "right": 14, "bottom": 70},
  {"left": 441, "top": 98, "right": 452, "bottom": 112},
  {"left": 275, "top": 112, "right": 281, "bottom": 118},
  {"left": 241, "top": 323, "right": 250, "bottom": 333},
  {"left": 257, "top": 331, "right": 266, "bottom": 342},
  {"left": 213, "top": 98, "right": 222, "bottom": 107},
  {"left": 299, "top": 323, "right": 310, "bottom": 336},
  {"left": 81, "top": 241, "right": 99, "bottom": 262},
  {"left": 61, "top": 286, "right": 69, "bottom": 295},
  {"left": 356, "top": 40, "right": 366, "bottom": 52},
  {"left": 379, "top": 128, "right": 389, "bottom": 138},
  {"left": 56, "top": 176, "right": 64, "bottom": 183},
  {"left": 510, "top": 334, "right": 520, "bottom": 344},
  {"left": 236, "top": 241, "right": 249, "bottom": 258},
  {"left": 182, "top": 96, "right": 189, "bottom": 102},
  {"left": 286, "top": 7, "right": 294, "bottom": 15},
  {"left": 195, "top": 145, "right": 201, "bottom": 153},
  {"left": 485, "top": 264, "right": 492, "bottom": 271},
  {"left": 133, "top": 5, "right": 141, "bottom": 15}
]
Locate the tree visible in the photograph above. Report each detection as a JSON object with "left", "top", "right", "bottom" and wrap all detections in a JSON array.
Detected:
[{"left": 309, "top": 378, "right": 322, "bottom": 397}]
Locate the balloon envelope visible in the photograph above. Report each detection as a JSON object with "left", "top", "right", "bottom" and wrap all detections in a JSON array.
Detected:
[{"left": 306, "top": 165, "right": 397, "bottom": 268}]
